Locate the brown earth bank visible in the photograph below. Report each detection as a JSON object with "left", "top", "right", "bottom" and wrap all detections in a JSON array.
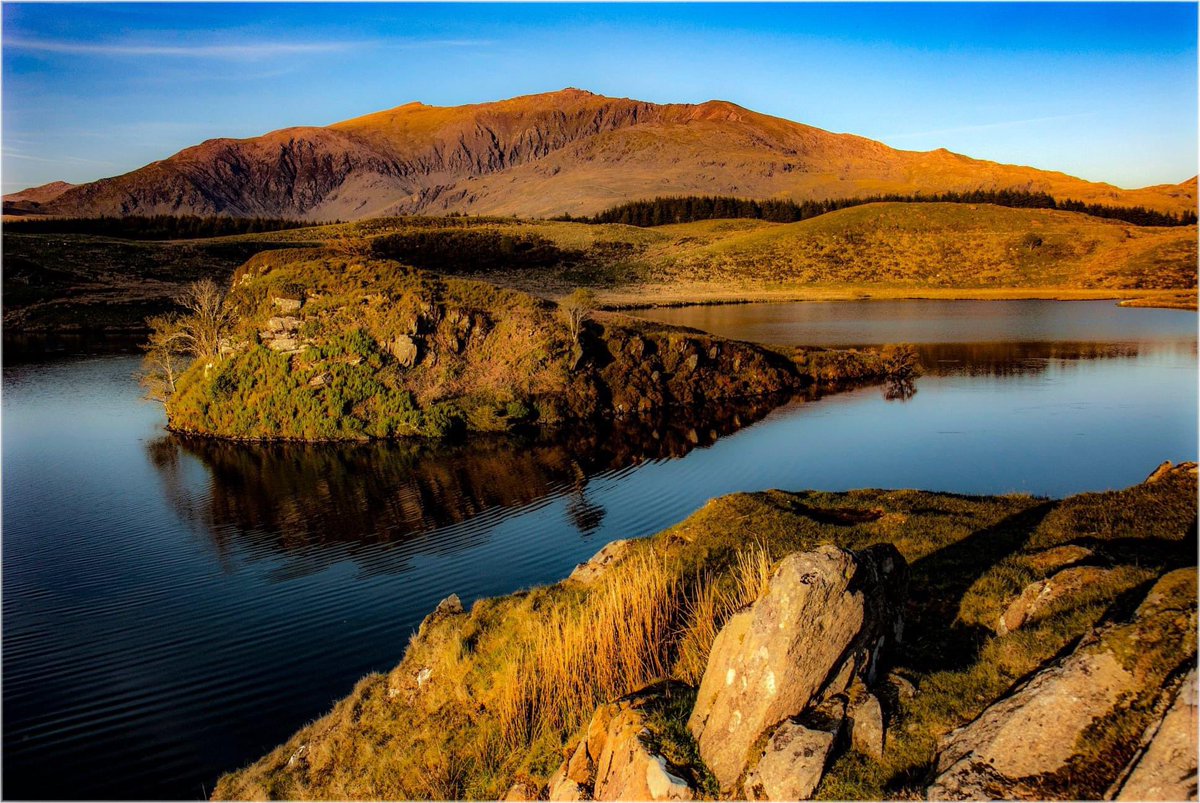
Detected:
[
  {"left": 14, "top": 89, "right": 1197, "bottom": 221},
  {"left": 212, "top": 462, "right": 1198, "bottom": 801}
]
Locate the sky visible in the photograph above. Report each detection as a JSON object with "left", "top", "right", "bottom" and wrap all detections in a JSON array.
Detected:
[{"left": 2, "top": 2, "right": 1197, "bottom": 193}]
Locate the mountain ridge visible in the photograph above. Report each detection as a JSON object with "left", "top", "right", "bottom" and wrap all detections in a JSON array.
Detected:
[{"left": 17, "top": 88, "right": 1198, "bottom": 220}]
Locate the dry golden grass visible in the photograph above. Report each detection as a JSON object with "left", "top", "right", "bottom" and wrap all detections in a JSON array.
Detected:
[{"left": 495, "top": 549, "right": 678, "bottom": 749}]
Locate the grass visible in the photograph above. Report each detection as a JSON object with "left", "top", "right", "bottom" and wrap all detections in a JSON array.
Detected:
[
  {"left": 6, "top": 202, "right": 1195, "bottom": 334},
  {"left": 212, "top": 467, "right": 1196, "bottom": 801}
]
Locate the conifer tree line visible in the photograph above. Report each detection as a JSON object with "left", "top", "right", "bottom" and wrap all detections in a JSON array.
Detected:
[
  {"left": 3, "top": 214, "right": 334, "bottom": 239},
  {"left": 577, "top": 190, "right": 1198, "bottom": 228}
]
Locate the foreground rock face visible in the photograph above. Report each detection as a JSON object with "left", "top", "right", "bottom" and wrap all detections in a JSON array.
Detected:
[
  {"left": 549, "top": 683, "right": 695, "bottom": 802},
  {"left": 1111, "top": 667, "right": 1198, "bottom": 801},
  {"left": 687, "top": 544, "right": 908, "bottom": 791},
  {"left": 928, "top": 569, "right": 1198, "bottom": 801}
]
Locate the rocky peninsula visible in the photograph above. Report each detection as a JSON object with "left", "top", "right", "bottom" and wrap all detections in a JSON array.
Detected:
[
  {"left": 213, "top": 462, "right": 1197, "bottom": 801},
  {"left": 159, "top": 248, "right": 916, "bottom": 441}
]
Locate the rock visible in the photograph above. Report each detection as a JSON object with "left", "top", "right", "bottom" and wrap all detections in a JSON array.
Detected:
[
  {"left": 684, "top": 353, "right": 700, "bottom": 373},
  {"left": 267, "top": 316, "right": 301, "bottom": 332},
  {"left": 569, "top": 540, "right": 631, "bottom": 585},
  {"left": 743, "top": 720, "right": 837, "bottom": 801},
  {"left": 593, "top": 708, "right": 693, "bottom": 801},
  {"left": 416, "top": 593, "right": 464, "bottom": 637},
  {"left": 565, "top": 738, "right": 592, "bottom": 785},
  {"left": 307, "top": 373, "right": 329, "bottom": 388},
  {"left": 266, "top": 337, "right": 300, "bottom": 352},
  {"left": 272, "top": 296, "right": 302, "bottom": 312},
  {"left": 928, "top": 569, "right": 1198, "bottom": 801},
  {"left": 848, "top": 693, "right": 885, "bottom": 759},
  {"left": 546, "top": 766, "right": 585, "bottom": 801},
  {"left": 929, "top": 650, "right": 1137, "bottom": 800},
  {"left": 687, "top": 544, "right": 907, "bottom": 790},
  {"left": 997, "top": 566, "right": 1117, "bottom": 635},
  {"left": 1145, "top": 460, "right": 1199, "bottom": 483},
  {"left": 387, "top": 334, "right": 420, "bottom": 368},
  {"left": 1020, "top": 544, "right": 1093, "bottom": 574},
  {"left": 549, "top": 683, "right": 694, "bottom": 802},
  {"left": 1111, "top": 668, "right": 1198, "bottom": 801},
  {"left": 883, "top": 670, "right": 917, "bottom": 702},
  {"left": 503, "top": 781, "right": 538, "bottom": 801}
]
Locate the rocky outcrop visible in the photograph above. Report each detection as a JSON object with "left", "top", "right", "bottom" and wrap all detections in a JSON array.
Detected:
[
  {"left": 1019, "top": 544, "right": 1093, "bottom": 574},
  {"left": 568, "top": 540, "right": 632, "bottom": 585},
  {"left": 687, "top": 544, "right": 908, "bottom": 793},
  {"left": 1109, "top": 667, "right": 1198, "bottom": 801},
  {"left": 996, "top": 565, "right": 1118, "bottom": 635},
  {"left": 1144, "top": 460, "right": 1198, "bottom": 484},
  {"left": 547, "top": 682, "right": 696, "bottom": 802},
  {"left": 928, "top": 568, "right": 1198, "bottom": 801},
  {"left": 258, "top": 315, "right": 305, "bottom": 354}
]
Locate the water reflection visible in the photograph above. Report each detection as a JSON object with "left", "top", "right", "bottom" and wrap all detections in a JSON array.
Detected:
[
  {"left": 146, "top": 339, "right": 1198, "bottom": 576},
  {"left": 147, "top": 393, "right": 796, "bottom": 575},
  {"left": 909, "top": 341, "right": 1188, "bottom": 377}
]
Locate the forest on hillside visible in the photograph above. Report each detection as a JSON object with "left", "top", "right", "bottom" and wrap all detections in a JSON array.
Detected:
[{"left": 579, "top": 190, "right": 1199, "bottom": 228}]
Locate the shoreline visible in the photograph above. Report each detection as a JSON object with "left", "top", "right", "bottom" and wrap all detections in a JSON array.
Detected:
[
  {"left": 212, "top": 464, "right": 1199, "bottom": 801},
  {"left": 590, "top": 286, "right": 1199, "bottom": 312}
]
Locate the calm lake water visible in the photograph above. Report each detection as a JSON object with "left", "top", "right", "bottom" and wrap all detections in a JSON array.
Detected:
[{"left": 3, "top": 300, "right": 1197, "bottom": 799}]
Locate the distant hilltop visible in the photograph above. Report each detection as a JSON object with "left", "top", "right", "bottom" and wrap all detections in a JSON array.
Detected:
[{"left": 7, "top": 89, "right": 1197, "bottom": 220}]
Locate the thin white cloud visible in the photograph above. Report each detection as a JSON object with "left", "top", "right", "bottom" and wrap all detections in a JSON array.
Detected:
[
  {"left": 4, "top": 36, "right": 490, "bottom": 60},
  {"left": 3, "top": 149, "right": 115, "bottom": 166},
  {"left": 5, "top": 36, "right": 363, "bottom": 59},
  {"left": 883, "top": 113, "right": 1094, "bottom": 141}
]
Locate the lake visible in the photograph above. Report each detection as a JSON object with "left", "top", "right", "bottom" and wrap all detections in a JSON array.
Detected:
[{"left": 2, "top": 300, "right": 1196, "bottom": 799}]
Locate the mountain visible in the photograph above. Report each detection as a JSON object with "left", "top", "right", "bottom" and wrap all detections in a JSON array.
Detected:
[
  {"left": 3, "top": 180, "right": 77, "bottom": 215},
  {"left": 29, "top": 89, "right": 1198, "bottom": 220}
]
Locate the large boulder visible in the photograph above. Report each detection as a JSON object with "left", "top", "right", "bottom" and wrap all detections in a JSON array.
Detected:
[
  {"left": 1110, "top": 667, "right": 1198, "bottom": 801},
  {"left": 686, "top": 544, "right": 907, "bottom": 791},
  {"left": 928, "top": 569, "right": 1198, "bottom": 801}
]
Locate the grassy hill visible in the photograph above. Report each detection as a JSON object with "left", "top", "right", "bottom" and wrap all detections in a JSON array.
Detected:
[
  {"left": 4, "top": 202, "right": 1195, "bottom": 333},
  {"left": 163, "top": 249, "right": 907, "bottom": 442}
]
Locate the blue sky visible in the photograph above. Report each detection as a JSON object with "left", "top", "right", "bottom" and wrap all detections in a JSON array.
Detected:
[{"left": 3, "top": 2, "right": 1197, "bottom": 193}]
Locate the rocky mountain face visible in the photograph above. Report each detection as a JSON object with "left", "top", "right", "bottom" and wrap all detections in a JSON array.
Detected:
[
  {"left": 30, "top": 89, "right": 1197, "bottom": 220},
  {"left": 2, "top": 180, "right": 77, "bottom": 215}
]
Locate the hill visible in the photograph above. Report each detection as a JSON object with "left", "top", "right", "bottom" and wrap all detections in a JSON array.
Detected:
[
  {"left": 2, "top": 180, "right": 77, "bottom": 215},
  {"left": 4, "top": 203, "right": 1195, "bottom": 333},
  {"left": 29, "top": 89, "right": 1197, "bottom": 220}
]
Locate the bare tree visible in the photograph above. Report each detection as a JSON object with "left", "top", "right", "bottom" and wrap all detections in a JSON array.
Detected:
[
  {"left": 176, "top": 278, "right": 233, "bottom": 360},
  {"left": 560, "top": 288, "right": 598, "bottom": 340},
  {"left": 139, "top": 279, "right": 234, "bottom": 405},
  {"left": 140, "top": 314, "right": 190, "bottom": 405}
]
